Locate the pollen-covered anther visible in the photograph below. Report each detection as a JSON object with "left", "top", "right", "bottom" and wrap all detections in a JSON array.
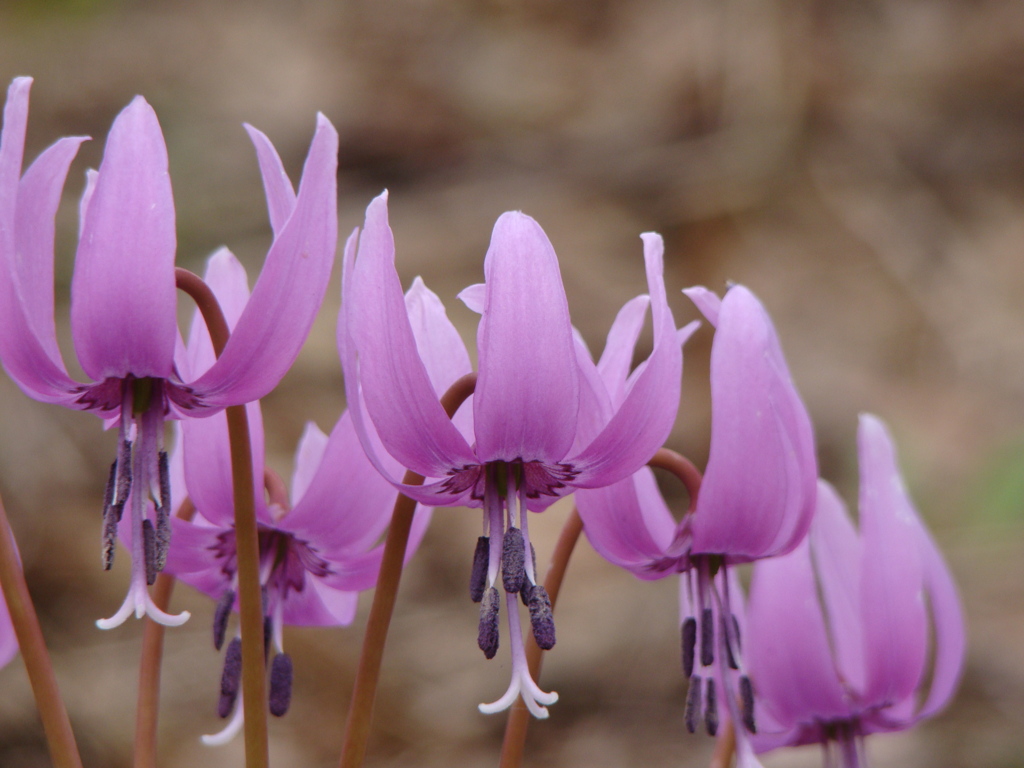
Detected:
[
  {"left": 470, "top": 536, "right": 489, "bottom": 603},
  {"left": 142, "top": 519, "right": 158, "bottom": 586},
  {"left": 102, "top": 509, "right": 119, "bottom": 570},
  {"left": 218, "top": 638, "right": 242, "bottom": 718},
  {"left": 527, "top": 585, "right": 555, "bottom": 650},
  {"left": 704, "top": 677, "right": 718, "bottom": 736},
  {"left": 722, "top": 614, "right": 739, "bottom": 670},
  {"left": 681, "top": 616, "right": 697, "bottom": 678},
  {"left": 501, "top": 527, "right": 526, "bottom": 594},
  {"left": 478, "top": 586, "right": 500, "bottom": 659},
  {"left": 213, "top": 589, "right": 234, "bottom": 650},
  {"left": 269, "top": 653, "right": 293, "bottom": 717},
  {"left": 739, "top": 675, "right": 756, "bottom": 733},
  {"left": 700, "top": 606, "right": 714, "bottom": 667},
  {"left": 684, "top": 674, "right": 703, "bottom": 733}
]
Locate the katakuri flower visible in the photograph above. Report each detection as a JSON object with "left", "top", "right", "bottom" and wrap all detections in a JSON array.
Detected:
[
  {"left": 0, "top": 78, "right": 338, "bottom": 628},
  {"left": 745, "top": 414, "right": 965, "bottom": 768},
  {"left": 164, "top": 248, "right": 433, "bottom": 744},
  {"left": 340, "top": 192, "right": 685, "bottom": 717},
  {"left": 575, "top": 284, "right": 817, "bottom": 742}
]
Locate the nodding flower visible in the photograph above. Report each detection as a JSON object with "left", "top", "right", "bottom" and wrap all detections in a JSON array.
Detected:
[
  {"left": 339, "top": 193, "right": 686, "bottom": 717},
  {"left": 0, "top": 78, "right": 338, "bottom": 628},
  {"left": 744, "top": 415, "right": 965, "bottom": 768}
]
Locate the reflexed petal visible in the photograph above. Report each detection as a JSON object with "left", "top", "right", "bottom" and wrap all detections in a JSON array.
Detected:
[
  {"left": 290, "top": 421, "right": 329, "bottom": 507},
  {"left": 0, "top": 78, "right": 32, "bottom": 255},
  {"left": 811, "top": 480, "right": 867, "bottom": 697},
  {"left": 281, "top": 577, "right": 358, "bottom": 627},
  {"left": 689, "top": 287, "right": 816, "bottom": 559},
  {"left": 181, "top": 248, "right": 251, "bottom": 381},
  {"left": 572, "top": 235, "right": 688, "bottom": 487},
  {"left": 747, "top": 537, "right": 852, "bottom": 729},
  {"left": 596, "top": 294, "right": 650, "bottom": 402},
  {"left": 72, "top": 96, "right": 177, "bottom": 381},
  {"left": 244, "top": 124, "right": 296, "bottom": 237},
  {"left": 163, "top": 516, "right": 229, "bottom": 599},
  {"left": 576, "top": 467, "right": 677, "bottom": 578},
  {"left": 474, "top": 212, "right": 579, "bottom": 464},
  {"left": 191, "top": 114, "right": 338, "bottom": 406},
  {"left": 683, "top": 286, "right": 722, "bottom": 328},
  {"left": 857, "top": 414, "right": 928, "bottom": 710},
  {"left": 341, "top": 193, "right": 476, "bottom": 479}
]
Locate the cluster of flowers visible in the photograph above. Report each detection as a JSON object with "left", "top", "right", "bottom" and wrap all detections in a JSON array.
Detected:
[{"left": 0, "top": 77, "right": 965, "bottom": 767}]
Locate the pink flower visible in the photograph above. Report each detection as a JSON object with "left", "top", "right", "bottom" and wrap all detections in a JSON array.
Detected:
[
  {"left": 745, "top": 415, "right": 965, "bottom": 767},
  {"left": 0, "top": 78, "right": 338, "bottom": 627},
  {"left": 339, "top": 193, "right": 684, "bottom": 717}
]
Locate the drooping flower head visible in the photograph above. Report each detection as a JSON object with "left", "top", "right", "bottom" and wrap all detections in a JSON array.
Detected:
[
  {"left": 0, "top": 78, "right": 338, "bottom": 627},
  {"left": 164, "top": 249, "right": 432, "bottom": 744},
  {"left": 340, "top": 192, "right": 685, "bottom": 716},
  {"left": 575, "top": 284, "right": 817, "bottom": 742},
  {"left": 745, "top": 415, "right": 965, "bottom": 768}
]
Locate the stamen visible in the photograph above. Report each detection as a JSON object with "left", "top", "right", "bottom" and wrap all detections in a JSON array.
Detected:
[
  {"left": 739, "top": 675, "right": 756, "bottom": 733},
  {"left": 115, "top": 439, "right": 133, "bottom": 508},
  {"left": 684, "top": 674, "right": 702, "bottom": 733},
  {"left": 102, "top": 461, "right": 117, "bottom": 520},
  {"left": 722, "top": 614, "right": 739, "bottom": 670},
  {"left": 154, "top": 504, "right": 170, "bottom": 573},
  {"left": 520, "top": 580, "right": 534, "bottom": 606},
  {"left": 700, "top": 606, "right": 714, "bottom": 667},
  {"left": 269, "top": 653, "right": 293, "bottom": 717},
  {"left": 263, "top": 616, "right": 273, "bottom": 662},
  {"left": 704, "top": 677, "right": 718, "bottom": 736},
  {"left": 102, "top": 508, "right": 119, "bottom": 570},
  {"left": 731, "top": 614, "right": 742, "bottom": 652},
  {"left": 218, "top": 638, "right": 242, "bottom": 718},
  {"left": 501, "top": 527, "right": 526, "bottom": 594},
  {"left": 470, "top": 536, "right": 489, "bottom": 603},
  {"left": 142, "top": 519, "right": 158, "bottom": 585},
  {"left": 681, "top": 616, "right": 697, "bottom": 678},
  {"left": 213, "top": 590, "right": 234, "bottom": 650},
  {"left": 478, "top": 586, "right": 500, "bottom": 659},
  {"left": 157, "top": 450, "right": 171, "bottom": 511},
  {"left": 527, "top": 585, "right": 555, "bottom": 650}
]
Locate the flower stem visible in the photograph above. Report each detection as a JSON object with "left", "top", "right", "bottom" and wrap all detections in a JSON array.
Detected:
[
  {"left": 709, "top": 720, "right": 735, "bottom": 768},
  {"left": 133, "top": 498, "right": 197, "bottom": 768},
  {"left": 0, "top": 493, "right": 83, "bottom": 768},
  {"left": 498, "top": 507, "right": 583, "bottom": 768},
  {"left": 176, "top": 267, "right": 268, "bottom": 768},
  {"left": 338, "top": 372, "right": 477, "bottom": 768}
]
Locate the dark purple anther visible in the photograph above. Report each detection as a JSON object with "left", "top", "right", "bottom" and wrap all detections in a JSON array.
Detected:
[
  {"left": 528, "top": 585, "right": 555, "bottom": 650},
  {"left": 157, "top": 450, "right": 171, "bottom": 511},
  {"left": 704, "top": 677, "right": 718, "bottom": 736},
  {"left": 269, "top": 653, "right": 293, "bottom": 717},
  {"left": 114, "top": 439, "right": 133, "bottom": 509},
  {"left": 470, "top": 536, "right": 489, "bottom": 603},
  {"left": 154, "top": 504, "right": 170, "bottom": 572},
  {"left": 478, "top": 586, "right": 500, "bottom": 659},
  {"left": 263, "top": 616, "right": 273, "bottom": 661},
  {"left": 684, "top": 674, "right": 702, "bottom": 734},
  {"left": 102, "top": 510, "right": 119, "bottom": 570},
  {"left": 731, "top": 613, "right": 742, "bottom": 652},
  {"left": 520, "top": 580, "right": 534, "bottom": 606},
  {"left": 501, "top": 527, "right": 526, "bottom": 594},
  {"left": 740, "top": 675, "right": 756, "bottom": 733},
  {"left": 681, "top": 616, "right": 697, "bottom": 678},
  {"left": 722, "top": 614, "right": 739, "bottom": 670},
  {"left": 142, "top": 519, "right": 157, "bottom": 585},
  {"left": 102, "top": 461, "right": 117, "bottom": 520},
  {"left": 218, "top": 637, "right": 242, "bottom": 718},
  {"left": 700, "top": 607, "right": 714, "bottom": 667},
  {"left": 213, "top": 589, "right": 234, "bottom": 650}
]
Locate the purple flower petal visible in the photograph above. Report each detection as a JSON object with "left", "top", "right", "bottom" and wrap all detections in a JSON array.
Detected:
[
  {"left": 243, "top": 124, "right": 296, "bottom": 237},
  {"left": 290, "top": 421, "right": 329, "bottom": 507},
  {"left": 473, "top": 212, "right": 579, "bottom": 464},
  {"left": 71, "top": 96, "right": 177, "bottom": 381},
  {"left": 596, "top": 294, "right": 650, "bottom": 403},
  {"left": 191, "top": 115, "right": 338, "bottom": 407}
]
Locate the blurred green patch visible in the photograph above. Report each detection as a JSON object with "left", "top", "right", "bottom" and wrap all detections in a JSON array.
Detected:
[{"left": 972, "top": 441, "right": 1024, "bottom": 526}]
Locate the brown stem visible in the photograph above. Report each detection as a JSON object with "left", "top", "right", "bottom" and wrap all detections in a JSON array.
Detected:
[
  {"left": 338, "top": 372, "right": 477, "bottom": 768},
  {"left": 0, "top": 494, "right": 83, "bottom": 768},
  {"left": 498, "top": 508, "right": 583, "bottom": 768},
  {"left": 709, "top": 719, "right": 736, "bottom": 768},
  {"left": 133, "top": 498, "right": 197, "bottom": 768},
  {"left": 176, "top": 267, "right": 268, "bottom": 768},
  {"left": 647, "top": 447, "right": 702, "bottom": 514}
]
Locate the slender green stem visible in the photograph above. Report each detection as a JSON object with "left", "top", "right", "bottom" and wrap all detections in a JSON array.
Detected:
[
  {"left": 498, "top": 507, "right": 583, "bottom": 768},
  {"left": 133, "top": 498, "right": 197, "bottom": 768},
  {"left": 499, "top": 447, "right": 703, "bottom": 767},
  {"left": 176, "top": 267, "right": 268, "bottom": 768},
  {"left": 0, "top": 493, "right": 83, "bottom": 768},
  {"left": 338, "top": 372, "right": 477, "bottom": 768}
]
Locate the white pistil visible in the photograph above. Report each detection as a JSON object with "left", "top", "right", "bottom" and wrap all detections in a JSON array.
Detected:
[{"left": 201, "top": 695, "right": 245, "bottom": 746}]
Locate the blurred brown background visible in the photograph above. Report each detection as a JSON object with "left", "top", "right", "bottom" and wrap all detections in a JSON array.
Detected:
[{"left": 0, "top": 0, "right": 1021, "bottom": 766}]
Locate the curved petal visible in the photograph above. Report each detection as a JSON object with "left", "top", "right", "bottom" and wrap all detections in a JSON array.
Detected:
[
  {"left": 0, "top": 78, "right": 31, "bottom": 257},
  {"left": 340, "top": 192, "right": 476, "bottom": 480},
  {"left": 857, "top": 414, "right": 928, "bottom": 711},
  {"left": 72, "top": 96, "right": 177, "bottom": 381},
  {"left": 180, "top": 247, "right": 251, "bottom": 381},
  {"left": 0, "top": 592, "right": 16, "bottom": 670},
  {"left": 243, "top": 124, "right": 296, "bottom": 237},
  {"left": 281, "top": 577, "right": 359, "bottom": 627},
  {"left": 163, "top": 515, "right": 230, "bottom": 599},
  {"left": 596, "top": 294, "right": 650, "bottom": 402},
  {"left": 572, "top": 235, "right": 688, "bottom": 487},
  {"left": 474, "top": 212, "right": 578, "bottom": 463},
  {"left": 576, "top": 467, "right": 677, "bottom": 579},
  {"left": 746, "top": 537, "right": 853, "bottom": 730},
  {"left": 191, "top": 114, "right": 338, "bottom": 406},
  {"left": 689, "top": 286, "right": 816, "bottom": 559},
  {"left": 290, "top": 420, "right": 329, "bottom": 507}
]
